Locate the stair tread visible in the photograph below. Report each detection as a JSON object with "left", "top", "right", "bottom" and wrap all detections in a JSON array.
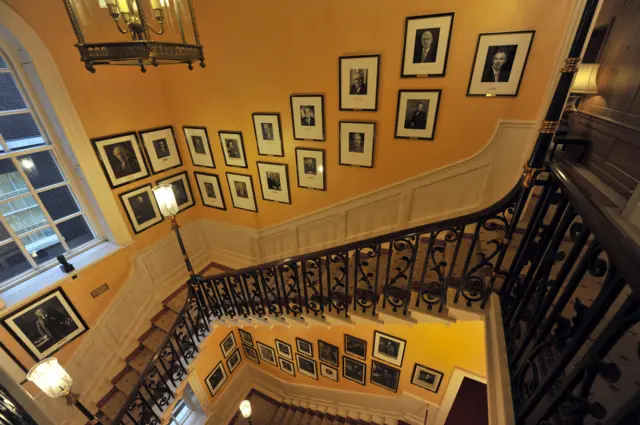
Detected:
[
  {"left": 126, "top": 345, "right": 156, "bottom": 373},
  {"left": 97, "top": 388, "right": 127, "bottom": 419},
  {"left": 139, "top": 326, "right": 169, "bottom": 351},
  {"left": 163, "top": 285, "right": 188, "bottom": 313},
  {"left": 112, "top": 366, "right": 141, "bottom": 395},
  {"left": 151, "top": 307, "right": 179, "bottom": 332}
]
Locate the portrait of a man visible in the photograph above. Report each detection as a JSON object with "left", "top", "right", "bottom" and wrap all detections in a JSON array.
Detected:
[
  {"left": 348, "top": 132, "right": 365, "bottom": 153},
  {"left": 235, "top": 181, "right": 248, "bottom": 198},
  {"left": 300, "top": 106, "right": 315, "bottom": 126},
  {"left": 304, "top": 157, "right": 317, "bottom": 175},
  {"left": 404, "top": 100, "right": 428, "bottom": 130},
  {"left": 418, "top": 370, "right": 437, "bottom": 384},
  {"left": 12, "top": 297, "right": 79, "bottom": 352},
  {"left": 266, "top": 171, "right": 282, "bottom": 191},
  {"left": 153, "top": 138, "right": 170, "bottom": 159},
  {"left": 413, "top": 28, "right": 440, "bottom": 63},
  {"left": 204, "top": 182, "right": 216, "bottom": 198},
  {"left": 481, "top": 45, "right": 517, "bottom": 83},
  {"left": 225, "top": 139, "right": 241, "bottom": 158},
  {"left": 207, "top": 366, "right": 225, "bottom": 392},
  {"left": 192, "top": 135, "right": 205, "bottom": 154},
  {"left": 261, "top": 123, "right": 275, "bottom": 141},
  {"left": 378, "top": 338, "right": 400, "bottom": 357},
  {"left": 345, "top": 358, "right": 365, "bottom": 381},
  {"left": 131, "top": 193, "right": 156, "bottom": 224},
  {"left": 170, "top": 180, "right": 188, "bottom": 206},
  {"left": 371, "top": 361, "right": 400, "bottom": 391},
  {"left": 105, "top": 142, "right": 141, "bottom": 179},
  {"left": 349, "top": 69, "right": 368, "bottom": 95}
]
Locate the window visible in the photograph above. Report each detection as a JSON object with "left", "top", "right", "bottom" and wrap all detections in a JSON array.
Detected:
[{"left": 0, "top": 49, "right": 96, "bottom": 290}]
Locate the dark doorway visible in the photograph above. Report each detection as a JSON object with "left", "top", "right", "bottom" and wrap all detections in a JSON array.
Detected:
[{"left": 444, "top": 377, "right": 488, "bottom": 425}]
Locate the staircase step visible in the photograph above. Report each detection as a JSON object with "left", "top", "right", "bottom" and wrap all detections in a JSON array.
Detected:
[
  {"left": 310, "top": 413, "right": 325, "bottom": 425},
  {"left": 270, "top": 404, "right": 290, "bottom": 425},
  {"left": 281, "top": 407, "right": 298, "bottom": 425},
  {"left": 151, "top": 307, "right": 179, "bottom": 332},
  {"left": 126, "top": 345, "right": 155, "bottom": 373},
  {"left": 291, "top": 408, "right": 306, "bottom": 425},
  {"left": 112, "top": 366, "right": 141, "bottom": 395},
  {"left": 139, "top": 326, "right": 169, "bottom": 351},
  {"left": 163, "top": 285, "right": 188, "bottom": 313},
  {"left": 300, "top": 410, "right": 315, "bottom": 425},
  {"left": 97, "top": 388, "right": 128, "bottom": 422}
]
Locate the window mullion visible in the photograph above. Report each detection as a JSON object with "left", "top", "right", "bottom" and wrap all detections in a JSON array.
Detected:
[
  {"left": 53, "top": 210, "right": 83, "bottom": 225},
  {"left": 0, "top": 133, "right": 8, "bottom": 152},
  {"left": 0, "top": 210, "right": 37, "bottom": 268}
]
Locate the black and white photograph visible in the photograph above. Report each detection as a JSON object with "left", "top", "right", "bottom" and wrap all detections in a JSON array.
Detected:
[
  {"left": 226, "top": 348, "right": 242, "bottom": 374},
  {"left": 295, "top": 353, "right": 318, "bottom": 380},
  {"left": 205, "top": 362, "right": 227, "bottom": 398},
  {"left": 279, "top": 357, "right": 296, "bottom": 377},
  {"left": 239, "top": 329, "right": 253, "bottom": 347},
  {"left": 156, "top": 172, "right": 194, "bottom": 214},
  {"left": 411, "top": 363, "right": 444, "bottom": 393},
  {"left": 139, "top": 126, "right": 182, "bottom": 174},
  {"left": 220, "top": 331, "right": 237, "bottom": 358},
  {"left": 295, "top": 148, "right": 325, "bottom": 191},
  {"left": 226, "top": 173, "right": 257, "bottom": 212},
  {"left": 290, "top": 94, "right": 325, "bottom": 141},
  {"left": 339, "top": 55, "right": 380, "bottom": 111},
  {"left": 1, "top": 288, "right": 88, "bottom": 361},
  {"left": 320, "top": 364, "right": 338, "bottom": 382},
  {"left": 257, "top": 342, "right": 277, "bottom": 366},
  {"left": 395, "top": 90, "right": 441, "bottom": 140},
  {"left": 92, "top": 132, "right": 149, "bottom": 189},
  {"left": 275, "top": 339, "right": 293, "bottom": 360},
  {"left": 371, "top": 360, "right": 401, "bottom": 393},
  {"left": 296, "top": 338, "right": 313, "bottom": 357},
  {"left": 318, "top": 340, "right": 339, "bottom": 367},
  {"left": 219, "top": 131, "right": 248, "bottom": 168},
  {"left": 339, "top": 122, "right": 375, "bottom": 168},
  {"left": 343, "top": 356, "right": 366, "bottom": 386},
  {"left": 183, "top": 126, "right": 215, "bottom": 168},
  {"left": 344, "top": 334, "right": 367, "bottom": 360},
  {"left": 257, "top": 162, "right": 291, "bottom": 204},
  {"left": 195, "top": 172, "right": 226, "bottom": 210},
  {"left": 243, "top": 345, "right": 260, "bottom": 364},
  {"left": 467, "top": 31, "right": 535, "bottom": 96},
  {"left": 253, "top": 113, "right": 284, "bottom": 157},
  {"left": 119, "top": 184, "right": 163, "bottom": 234},
  {"left": 401, "top": 13, "right": 455, "bottom": 77},
  {"left": 373, "top": 331, "right": 407, "bottom": 367}
]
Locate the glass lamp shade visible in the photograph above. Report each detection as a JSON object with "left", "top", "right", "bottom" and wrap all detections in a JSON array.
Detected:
[
  {"left": 152, "top": 184, "right": 179, "bottom": 217},
  {"left": 27, "top": 358, "right": 74, "bottom": 398},
  {"left": 239, "top": 400, "right": 252, "bottom": 418},
  {"left": 571, "top": 64, "right": 599, "bottom": 94}
]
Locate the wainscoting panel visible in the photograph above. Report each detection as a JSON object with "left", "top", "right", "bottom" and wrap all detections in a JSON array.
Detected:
[
  {"left": 346, "top": 194, "right": 402, "bottom": 240},
  {"left": 297, "top": 214, "right": 343, "bottom": 252}
]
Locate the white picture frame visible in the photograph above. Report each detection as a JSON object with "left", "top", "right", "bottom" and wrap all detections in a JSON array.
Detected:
[
  {"left": 156, "top": 172, "right": 194, "bottom": 214},
  {"left": 205, "top": 362, "right": 227, "bottom": 398},
  {"left": 401, "top": 13, "right": 455, "bottom": 77},
  {"left": 226, "top": 348, "right": 242, "bottom": 374},
  {"left": 183, "top": 126, "right": 215, "bottom": 168},
  {"left": 91, "top": 132, "right": 149, "bottom": 189},
  {"left": 219, "top": 131, "right": 248, "bottom": 168},
  {"left": 339, "top": 121, "right": 375, "bottom": 168},
  {"left": 295, "top": 353, "right": 318, "bottom": 380},
  {"left": 275, "top": 339, "right": 293, "bottom": 360},
  {"left": 252, "top": 113, "right": 284, "bottom": 157},
  {"left": 226, "top": 172, "right": 257, "bottom": 212},
  {"left": 279, "top": 357, "right": 296, "bottom": 376},
  {"left": 119, "top": 184, "right": 163, "bottom": 234},
  {"left": 257, "top": 342, "right": 277, "bottom": 366},
  {"left": 411, "top": 363, "right": 444, "bottom": 393},
  {"left": 290, "top": 94, "right": 325, "bottom": 141},
  {"left": 339, "top": 55, "right": 380, "bottom": 111},
  {"left": 138, "top": 126, "right": 182, "bottom": 174},
  {"left": 395, "top": 89, "right": 441, "bottom": 140},
  {"left": 257, "top": 162, "right": 291, "bottom": 204},
  {"left": 295, "top": 148, "right": 325, "bottom": 191},
  {"left": 220, "top": 331, "right": 237, "bottom": 358},
  {"left": 372, "top": 331, "right": 407, "bottom": 367},
  {"left": 320, "top": 364, "right": 339, "bottom": 382},
  {"left": 195, "top": 172, "right": 226, "bottom": 210}
]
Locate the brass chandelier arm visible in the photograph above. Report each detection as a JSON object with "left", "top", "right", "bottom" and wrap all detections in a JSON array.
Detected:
[
  {"left": 146, "top": 21, "right": 165, "bottom": 35},
  {"left": 113, "top": 18, "right": 130, "bottom": 34}
]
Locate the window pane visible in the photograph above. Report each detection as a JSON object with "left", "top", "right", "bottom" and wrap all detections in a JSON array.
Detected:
[
  {"left": 0, "top": 195, "right": 48, "bottom": 235},
  {"left": 57, "top": 216, "right": 93, "bottom": 250},
  {"left": 39, "top": 186, "right": 79, "bottom": 221},
  {"left": 0, "top": 222, "right": 9, "bottom": 242},
  {"left": 0, "top": 56, "right": 7, "bottom": 69},
  {"left": 18, "top": 151, "right": 63, "bottom": 189},
  {"left": 0, "top": 242, "right": 31, "bottom": 281},
  {"left": 0, "top": 113, "right": 45, "bottom": 150},
  {"left": 0, "top": 159, "right": 29, "bottom": 201},
  {"left": 20, "top": 227, "right": 64, "bottom": 265},
  {"left": 0, "top": 74, "right": 27, "bottom": 112}
]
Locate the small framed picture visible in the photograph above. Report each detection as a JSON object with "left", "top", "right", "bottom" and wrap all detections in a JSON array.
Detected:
[
  {"left": 295, "top": 148, "right": 325, "bottom": 191},
  {"left": 275, "top": 339, "right": 293, "bottom": 360},
  {"left": 295, "top": 353, "right": 318, "bottom": 380},
  {"left": 243, "top": 345, "right": 260, "bottom": 364},
  {"left": 226, "top": 172, "right": 257, "bottom": 212},
  {"left": 339, "top": 122, "right": 375, "bottom": 168},
  {"left": 395, "top": 90, "right": 441, "bottom": 140},
  {"left": 156, "top": 172, "right": 194, "bottom": 214},
  {"left": 467, "top": 31, "right": 535, "bottom": 97},
  {"left": 138, "top": 126, "right": 182, "bottom": 174},
  {"left": 290, "top": 94, "right": 325, "bottom": 141},
  {"left": 339, "top": 55, "right": 380, "bottom": 111},
  {"left": 296, "top": 337, "right": 313, "bottom": 357},
  {"left": 239, "top": 329, "right": 254, "bottom": 347},
  {"left": 401, "top": 13, "right": 455, "bottom": 77},
  {"left": 344, "top": 334, "right": 367, "bottom": 360},
  {"left": 119, "top": 184, "right": 163, "bottom": 234},
  {"left": 226, "top": 348, "right": 242, "bottom": 374},
  {"left": 318, "top": 340, "right": 339, "bottom": 367},
  {"left": 320, "top": 364, "right": 339, "bottom": 382},
  {"left": 373, "top": 331, "right": 406, "bottom": 367},
  {"left": 205, "top": 362, "right": 227, "bottom": 398},
  {"left": 220, "top": 331, "right": 237, "bottom": 358},
  {"left": 343, "top": 356, "right": 366, "bottom": 386},
  {"left": 219, "top": 131, "right": 248, "bottom": 168},
  {"left": 1, "top": 288, "right": 88, "bottom": 361},
  {"left": 257, "top": 342, "right": 277, "bottom": 366},
  {"left": 194, "top": 172, "right": 226, "bottom": 210},
  {"left": 371, "top": 360, "right": 401, "bottom": 393},
  {"left": 252, "top": 113, "right": 284, "bottom": 157},
  {"left": 411, "top": 363, "right": 444, "bottom": 393},
  {"left": 279, "top": 357, "right": 296, "bottom": 377},
  {"left": 91, "top": 132, "right": 149, "bottom": 188},
  {"left": 183, "top": 126, "right": 215, "bottom": 168},
  {"left": 257, "top": 162, "right": 291, "bottom": 204}
]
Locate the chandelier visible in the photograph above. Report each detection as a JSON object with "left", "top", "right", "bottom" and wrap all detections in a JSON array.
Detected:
[{"left": 63, "top": 0, "right": 205, "bottom": 72}]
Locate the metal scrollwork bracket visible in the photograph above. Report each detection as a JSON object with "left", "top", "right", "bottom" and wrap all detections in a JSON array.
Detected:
[
  {"left": 522, "top": 163, "right": 546, "bottom": 188},
  {"left": 561, "top": 57, "right": 582, "bottom": 73}
]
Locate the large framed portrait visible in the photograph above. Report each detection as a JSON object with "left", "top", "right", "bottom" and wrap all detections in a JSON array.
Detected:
[
  {"left": 257, "top": 342, "right": 277, "bottom": 366},
  {"left": 343, "top": 356, "right": 366, "bottom": 386},
  {"left": 257, "top": 162, "right": 291, "bottom": 204},
  {"left": 295, "top": 353, "right": 318, "bottom": 380},
  {"left": 156, "top": 172, "right": 194, "bottom": 214},
  {"left": 91, "top": 132, "right": 149, "bottom": 189},
  {"left": 344, "top": 334, "right": 367, "bottom": 361},
  {"left": 220, "top": 331, "right": 237, "bottom": 358},
  {"left": 226, "top": 348, "right": 242, "bottom": 374},
  {"left": 279, "top": 357, "right": 296, "bottom": 377},
  {"left": 395, "top": 89, "right": 441, "bottom": 140},
  {"left": 290, "top": 94, "right": 325, "bottom": 141},
  {"left": 119, "top": 184, "right": 163, "bottom": 234},
  {"left": 339, "top": 121, "right": 375, "bottom": 168},
  {"left": 1, "top": 288, "right": 88, "bottom": 361},
  {"left": 226, "top": 172, "right": 257, "bottom": 212},
  {"left": 219, "top": 131, "right": 248, "bottom": 168},
  {"left": 411, "top": 363, "right": 444, "bottom": 393},
  {"left": 318, "top": 340, "right": 339, "bottom": 367},
  {"left": 295, "top": 148, "right": 325, "bottom": 191},
  {"left": 194, "top": 172, "right": 226, "bottom": 210},
  {"left": 371, "top": 360, "right": 401, "bottom": 393},
  {"left": 467, "top": 31, "right": 535, "bottom": 97},
  {"left": 373, "top": 331, "right": 406, "bottom": 367},
  {"left": 401, "top": 13, "right": 455, "bottom": 78},
  {"left": 138, "top": 126, "right": 182, "bottom": 174},
  {"left": 205, "top": 361, "right": 227, "bottom": 398},
  {"left": 183, "top": 126, "right": 215, "bottom": 168},
  {"left": 252, "top": 113, "right": 284, "bottom": 157},
  {"left": 339, "top": 55, "right": 380, "bottom": 111},
  {"left": 275, "top": 339, "right": 293, "bottom": 360},
  {"left": 243, "top": 345, "right": 260, "bottom": 364}
]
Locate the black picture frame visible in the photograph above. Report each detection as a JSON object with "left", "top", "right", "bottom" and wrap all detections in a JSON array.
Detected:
[
  {"left": 183, "top": 125, "right": 215, "bottom": 169},
  {"left": 205, "top": 361, "right": 227, "bottom": 398},
  {"left": 257, "top": 342, "right": 277, "bottom": 366},
  {"left": 194, "top": 172, "right": 226, "bottom": 210},
  {"left": 411, "top": 363, "right": 444, "bottom": 393},
  {"left": 219, "top": 130, "right": 248, "bottom": 168},
  {"left": 342, "top": 356, "right": 366, "bottom": 386},
  {"left": 290, "top": 94, "right": 325, "bottom": 141},
  {"left": 344, "top": 334, "right": 367, "bottom": 361},
  {"left": 226, "top": 172, "right": 258, "bottom": 212},
  {"left": 238, "top": 329, "right": 254, "bottom": 347},
  {"left": 138, "top": 126, "right": 183, "bottom": 175},
  {"left": 320, "top": 363, "right": 339, "bottom": 382},
  {"left": 257, "top": 162, "right": 291, "bottom": 204},
  {"left": 119, "top": 183, "right": 164, "bottom": 235},
  {"left": 275, "top": 339, "right": 293, "bottom": 360},
  {"left": 295, "top": 353, "right": 318, "bottom": 380},
  {"left": 296, "top": 337, "right": 313, "bottom": 357},
  {"left": 243, "top": 345, "right": 260, "bottom": 364},
  {"left": 252, "top": 113, "right": 285, "bottom": 157},
  {"left": 401, "top": 12, "right": 455, "bottom": 78},
  {"left": 0, "top": 341, "right": 28, "bottom": 383},
  {"left": 226, "top": 348, "right": 242, "bottom": 374},
  {"left": 339, "top": 54, "right": 380, "bottom": 111},
  {"left": 339, "top": 121, "right": 375, "bottom": 168},
  {"left": 318, "top": 340, "right": 339, "bottom": 367},
  {"left": 370, "top": 360, "right": 401, "bottom": 393},
  {"left": 91, "top": 131, "right": 150, "bottom": 189},
  {"left": 155, "top": 171, "right": 195, "bottom": 214},
  {"left": 394, "top": 89, "right": 442, "bottom": 141},
  {"left": 372, "top": 331, "right": 407, "bottom": 367},
  {"left": 220, "top": 331, "right": 237, "bottom": 358},
  {"left": 278, "top": 357, "right": 296, "bottom": 376},
  {"left": 295, "top": 148, "right": 326, "bottom": 191}
]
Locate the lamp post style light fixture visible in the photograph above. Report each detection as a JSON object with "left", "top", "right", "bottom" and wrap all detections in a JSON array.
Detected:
[
  {"left": 239, "top": 400, "right": 253, "bottom": 425},
  {"left": 62, "top": 0, "right": 205, "bottom": 73},
  {"left": 28, "top": 358, "right": 102, "bottom": 424}
]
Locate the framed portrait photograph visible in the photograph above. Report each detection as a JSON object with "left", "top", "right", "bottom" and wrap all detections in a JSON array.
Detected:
[
  {"left": 339, "top": 122, "right": 375, "bottom": 168},
  {"left": 194, "top": 172, "right": 226, "bottom": 210},
  {"left": 257, "top": 342, "right": 277, "bottom": 366},
  {"left": 243, "top": 345, "right": 260, "bottom": 364},
  {"left": 279, "top": 357, "right": 296, "bottom": 377},
  {"left": 344, "top": 334, "right": 367, "bottom": 360},
  {"left": 296, "top": 337, "right": 313, "bottom": 357},
  {"left": 119, "top": 184, "right": 163, "bottom": 234},
  {"left": 339, "top": 55, "right": 380, "bottom": 111},
  {"left": 219, "top": 131, "right": 248, "bottom": 168},
  {"left": 343, "top": 356, "right": 366, "bottom": 386},
  {"left": 183, "top": 126, "right": 215, "bottom": 168},
  {"left": 371, "top": 360, "right": 401, "bottom": 393},
  {"left": 411, "top": 363, "right": 444, "bottom": 393},
  {"left": 226, "top": 173, "right": 257, "bottom": 212},
  {"left": 205, "top": 362, "right": 227, "bottom": 398},
  {"left": 275, "top": 339, "right": 293, "bottom": 360},
  {"left": 92, "top": 132, "right": 149, "bottom": 189},
  {"left": 156, "top": 172, "right": 194, "bottom": 214},
  {"left": 220, "top": 331, "right": 237, "bottom": 358},
  {"left": 467, "top": 31, "right": 535, "bottom": 96},
  {"left": 295, "top": 148, "right": 325, "bottom": 191},
  {"left": 257, "top": 162, "right": 291, "bottom": 204},
  {"left": 295, "top": 353, "right": 318, "bottom": 380},
  {"left": 373, "top": 331, "right": 406, "bottom": 367},
  {"left": 318, "top": 340, "right": 339, "bottom": 367},
  {"left": 139, "top": 126, "right": 182, "bottom": 174},
  {"left": 290, "top": 94, "right": 325, "bottom": 141},
  {"left": 1, "top": 288, "right": 88, "bottom": 361},
  {"left": 401, "top": 13, "right": 455, "bottom": 77},
  {"left": 253, "top": 113, "right": 284, "bottom": 157},
  {"left": 395, "top": 89, "right": 441, "bottom": 140},
  {"left": 320, "top": 364, "right": 339, "bottom": 382},
  {"left": 239, "top": 329, "right": 253, "bottom": 347},
  {"left": 226, "top": 348, "right": 242, "bottom": 374}
]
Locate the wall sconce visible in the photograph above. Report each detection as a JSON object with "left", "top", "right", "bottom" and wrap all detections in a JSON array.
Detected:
[{"left": 571, "top": 63, "right": 599, "bottom": 95}]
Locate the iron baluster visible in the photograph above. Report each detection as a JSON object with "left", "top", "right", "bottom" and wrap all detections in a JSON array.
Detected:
[
  {"left": 445, "top": 227, "right": 464, "bottom": 281},
  {"left": 353, "top": 248, "right": 360, "bottom": 312},
  {"left": 372, "top": 242, "right": 381, "bottom": 315},
  {"left": 125, "top": 411, "right": 138, "bottom": 425},
  {"left": 417, "top": 232, "right": 436, "bottom": 308},
  {"left": 454, "top": 223, "right": 481, "bottom": 303},
  {"left": 301, "top": 261, "right": 311, "bottom": 314},
  {"left": 223, "top": 276, "right": 243, "bottom": 317},
  {"left": 382, "top": 241, "right": 394, "bottom": 309},
  {"left": 326, "top": 254, "right": 333, "bottom": 313},
  {"left": 344, "top": 253, "right": 350, "bottom": 318},
  {"left": 402, "top": 234, "right": 420, "bottom": 315},
  {"left": 240, "top": 273, "right": 257, "bottom": 316},
  {"left": 271, "top": 267, "right": 285, "bottom": 316}
]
